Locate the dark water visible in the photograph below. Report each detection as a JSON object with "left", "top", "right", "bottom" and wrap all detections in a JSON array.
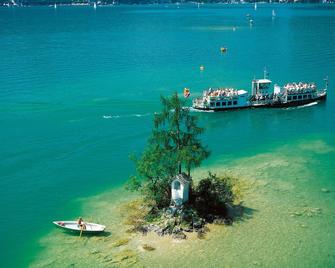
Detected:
[{"left": 0, "top": 4, "right": 334, "bottom": 267}]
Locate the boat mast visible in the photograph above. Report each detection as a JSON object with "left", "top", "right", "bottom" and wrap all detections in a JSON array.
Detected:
[
  {"left": 324, "top": 76, "right": 329, "bottom": 91},
  {"left": 263, "top": 67, "right": 268, "bottom": 79}
]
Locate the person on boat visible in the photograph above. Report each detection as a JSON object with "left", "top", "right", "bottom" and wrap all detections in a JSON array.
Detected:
[{"left": 77, "top": 217, "right": 86, "bottom": 230}]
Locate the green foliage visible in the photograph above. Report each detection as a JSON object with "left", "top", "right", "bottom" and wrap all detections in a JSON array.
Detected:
[
  {"left": 129, "top": 93, "right": 210, "bottom": 208},
  {"left": 194, "top": 172, "right": 235, "bottom": 217},
  {"left": 125, "top": 175, "right": 142, "bottom": 192},
  {"left": 153, "top": 93, "right": 210, "bottom": 176}
]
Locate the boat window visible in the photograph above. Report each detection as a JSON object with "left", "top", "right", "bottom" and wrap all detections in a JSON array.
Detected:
[
  {"left": 308, "top": 94, "right": 311, "bottom": 98},
  {"left": 303, "top": 95, "right": 307, "bottom": 99},
  {"left": 228, "top": 101, "right": 232, "bottom": 106},
  {"left": 210, "top": 102, "right": 215, "bottom": 107},
  {"left": 287, "top": 96, "right": 292, "bottom": 101},
  {"left": 298, "top": 95, "right": 302, "bottom": 100},
  {"left": 293, "top": 96, "right": 297, "bottom": 100},
  {"left": 216, "top": 102, "right": 220, "bottom": 107},
  {"left": 233, "top": 101, "right": 238, "bottom": 105},
  {"left": 222, "top": 102, "right": 226, "bottom": 106}
]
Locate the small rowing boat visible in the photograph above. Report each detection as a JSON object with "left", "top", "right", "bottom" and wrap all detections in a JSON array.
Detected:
[{"left": 53, "top": 221, "right": 106, "bottom": 233}]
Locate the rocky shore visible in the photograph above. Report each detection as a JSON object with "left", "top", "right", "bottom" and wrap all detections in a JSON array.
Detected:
[{"left": 139, "top": 205, "right": 234, "bottom": 240}]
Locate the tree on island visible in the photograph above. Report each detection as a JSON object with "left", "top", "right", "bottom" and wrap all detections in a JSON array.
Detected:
[
  {"left": 128, "top": 92, "right": 210, "bottom": 208},
  {"left": 125, "top": 93, "right": 242, "bottom": 238}
]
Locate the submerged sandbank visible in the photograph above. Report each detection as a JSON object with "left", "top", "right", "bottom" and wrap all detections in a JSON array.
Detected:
[{"left": 31, "top": 136, "right": 335, "bottom": 267}]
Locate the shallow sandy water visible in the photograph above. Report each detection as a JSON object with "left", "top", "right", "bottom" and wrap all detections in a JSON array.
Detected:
[{"left": 31, "top": 136, "right": 335, "bottom": 268}]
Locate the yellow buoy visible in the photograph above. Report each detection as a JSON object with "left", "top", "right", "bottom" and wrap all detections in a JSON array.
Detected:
[{"left": 220, "top": 47, "right": 227, "bottom": 53}]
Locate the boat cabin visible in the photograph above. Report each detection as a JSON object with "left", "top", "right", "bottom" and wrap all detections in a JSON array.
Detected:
[
  {"left": 192, "top": 88, "right": 249, "bottom": 110},
  {"left": 171, "top": 173, "right": 191, "bottom": 206},
  {"left": 282, "top": 82, "right": 317, "bottom": 102},
  {"left": 252, "top": 78, "right": 272, "bottom": 97}
]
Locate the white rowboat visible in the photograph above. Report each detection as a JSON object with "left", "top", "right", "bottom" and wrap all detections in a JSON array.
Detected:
[{"left": 53, "top": 221, "right": 106, "bottom": 233}]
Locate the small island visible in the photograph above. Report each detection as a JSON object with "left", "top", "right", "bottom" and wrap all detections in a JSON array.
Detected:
[{"left": 124, "top": 93, "right": 244, "bottom": 240}]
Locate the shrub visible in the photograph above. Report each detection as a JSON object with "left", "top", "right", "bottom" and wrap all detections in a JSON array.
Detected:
[{"left": 194, "top": 172, "right": 235, "bottom": 217}]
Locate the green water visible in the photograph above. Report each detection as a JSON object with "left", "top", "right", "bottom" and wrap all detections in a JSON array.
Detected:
[{"left": 0, "top": 4, "right": 335, "bottom": 267}]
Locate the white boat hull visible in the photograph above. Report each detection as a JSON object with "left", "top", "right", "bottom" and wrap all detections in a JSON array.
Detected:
[{"left": 53, "top": 221, "right": 106, "bottom": 233}]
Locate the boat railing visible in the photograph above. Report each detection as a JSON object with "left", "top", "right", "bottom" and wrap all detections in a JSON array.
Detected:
[
  {"left": 252, "top": 99, "right": 273, "bottom": 106},
  {"left": 317, "top": 88, "right": 327, "bottom": 96}
]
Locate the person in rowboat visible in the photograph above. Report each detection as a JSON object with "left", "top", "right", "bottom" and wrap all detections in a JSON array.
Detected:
[{"left": 77, "top": 217, "right": 86, "bottom": 230}]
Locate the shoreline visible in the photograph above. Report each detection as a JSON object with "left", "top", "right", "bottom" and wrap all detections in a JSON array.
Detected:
[{"left": 2, "top": 3, "right": 334, "bottom": 8}]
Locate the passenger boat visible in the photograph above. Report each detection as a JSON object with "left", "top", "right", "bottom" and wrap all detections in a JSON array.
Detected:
[
  {"left": 250, "top": 74, "right": 327, "bottom": 108},
  {"left": 192, "top": 71, "right": 328, "bottom": 111},
  {"left": 53, "top": 221, "right": 106, "bottom": 233}
]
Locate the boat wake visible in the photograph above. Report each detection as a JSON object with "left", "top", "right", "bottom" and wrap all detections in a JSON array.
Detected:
[
  {"left": 298, "top": 101, "right": 318, "bottom": 108},
  {"left": 102, "top": 113, "right": 151, "bottom": 119},
  {"left": 284, "top": 102, "right": 319, "bottom": 110},
  {"left": 297, "top": 102, "right": 319, "bottom": 109},
  {"left": 189, "top": 107, "right": 214, "bottom": 113}
]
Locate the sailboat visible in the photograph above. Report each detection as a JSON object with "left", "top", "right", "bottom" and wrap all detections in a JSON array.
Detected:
[
  {"left": 254, "top": 2, "right": 257, "bottom": 11},
  {"left": 54, "top": 3, "right": 57, "bottom": 9},
  {"left": 272, "top": 9, "right": 276, "bottom": 17},
  {"left": 197, "top": 2, "right": 200, "bottom": 8},
  {"left": 93, "top": 2, "right": 97, "bottom": 9}
]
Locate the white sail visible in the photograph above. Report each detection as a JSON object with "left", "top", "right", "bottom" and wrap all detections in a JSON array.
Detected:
[{"left": 254, "top": 2, "right": 257, "bottom": 10}]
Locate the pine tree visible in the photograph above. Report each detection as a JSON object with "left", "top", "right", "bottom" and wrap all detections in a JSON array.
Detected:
[{"left": 128, "top": 93, "right": 210, "bottom": 207}]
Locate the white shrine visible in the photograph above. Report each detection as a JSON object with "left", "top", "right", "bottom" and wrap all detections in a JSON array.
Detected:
[{"left": 171, "top": 173, "right": 191, "bottom": 206}]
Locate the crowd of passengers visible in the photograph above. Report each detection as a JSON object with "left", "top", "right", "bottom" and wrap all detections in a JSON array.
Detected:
[
  {"left": 284, "top": 82, "right": 316, "bottom": 94},
  {"left": 205, "top": 88, "right": 238, "bottom": 97},
  {"left": 250, "top": 93, "right": 274, "bottom": 101}
]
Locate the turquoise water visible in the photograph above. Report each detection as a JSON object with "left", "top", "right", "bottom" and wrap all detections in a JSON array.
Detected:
[{"left": 0, "top": 4, "right": 335, "bottom": 267}]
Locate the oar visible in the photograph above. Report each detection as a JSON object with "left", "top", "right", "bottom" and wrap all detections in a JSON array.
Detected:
[{"left": 79, "top": 225, "right": 83, "bottom": 238}]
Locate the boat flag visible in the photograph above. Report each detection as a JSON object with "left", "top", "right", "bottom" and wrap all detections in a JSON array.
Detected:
[{"left": 184, "top": 88, "right": 190, "bottom": 98}]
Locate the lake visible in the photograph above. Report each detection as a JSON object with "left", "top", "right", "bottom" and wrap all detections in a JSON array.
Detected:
[{"left": 0, "top": 4, "right": 335, "bottom": 267}]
